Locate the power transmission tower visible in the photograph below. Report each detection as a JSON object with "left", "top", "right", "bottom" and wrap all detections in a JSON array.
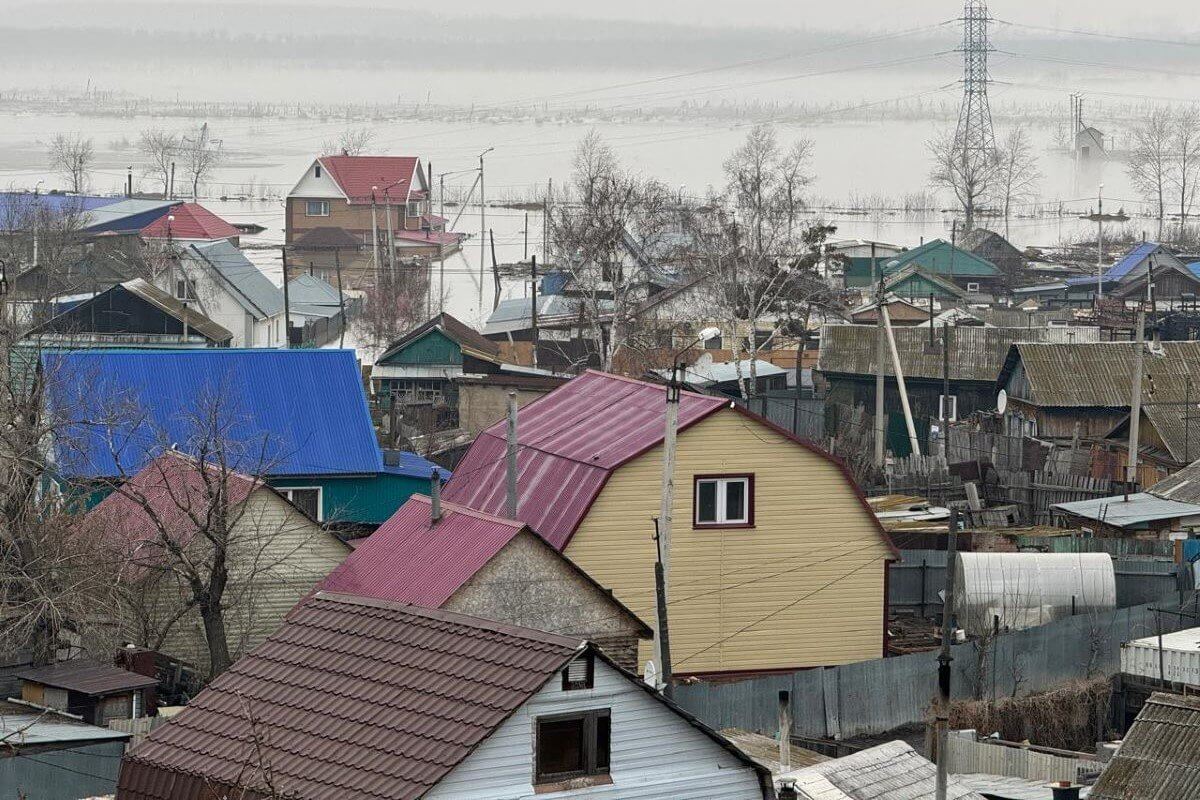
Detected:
[{"left": 954, "top": 0, "right": 996, "bottom": 158}]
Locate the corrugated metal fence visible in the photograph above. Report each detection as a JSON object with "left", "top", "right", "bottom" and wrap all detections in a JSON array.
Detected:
[
  {"left": 742, "top": 393, "right": 826, "bottom": 445},
  {"left": 674, "top": 599, "right": 1192, "bottom": 740}
]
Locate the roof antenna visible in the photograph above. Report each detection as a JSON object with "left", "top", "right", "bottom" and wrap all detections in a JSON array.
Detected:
[{"left": 429, "top": 468, "right": 442, "bottom": 524}]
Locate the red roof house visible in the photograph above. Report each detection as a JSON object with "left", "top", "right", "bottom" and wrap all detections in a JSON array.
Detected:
[
  {"left": 316, "top": 155, "right": 421, "bottom": 204},
  {"left": 315, "top": 495, "right": 651, "bottom": 668},
  {"left": 140, "top": 203, "right": 240, "bottom": 243},
  {"left": 442, "top": 370, "right": 897, "bottom": 676}
]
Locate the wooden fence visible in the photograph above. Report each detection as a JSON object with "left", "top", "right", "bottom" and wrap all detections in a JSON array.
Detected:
[{"left": 991, "top": 470, "right": 1118, "bottom": 525}]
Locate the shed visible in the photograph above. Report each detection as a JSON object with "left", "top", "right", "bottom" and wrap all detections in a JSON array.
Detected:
[
  {"left": 0, "top": 699, "right": 131, "bottom": 800},
  {"left": 952, "top": 553, "right": 1116, "bottom": 636},
  {"left": 18, "top": 661, "right": 158, "bottom": 726},
  {"left": 779, "top": 740, "right": 984, "bottom": 799},
  {"left": 960, "top": 228, "right": 1025, "bottom": 279},
  {"left": 1052, "top": 492, "right": 1200, "bottom": 537}
]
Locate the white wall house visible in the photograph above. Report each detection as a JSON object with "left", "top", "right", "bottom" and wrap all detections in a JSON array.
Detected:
[
  {"left": 165, "top": 240, "right": 285, "bottom": 348},
  {"left": 425, "top": 649, "right": 770, "bottom": 800}
]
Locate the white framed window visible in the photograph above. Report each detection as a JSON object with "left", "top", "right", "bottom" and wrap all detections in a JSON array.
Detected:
[
  {"left": 175, "top": 277, "right": 198, "bottom": 301},
  {"left": 281, "top": 486, "right": 322, "bottom": 520},
  {"left": 407, "top": 200, "right": 421, "bottom": 216},
  {"left": 694, "top": 475, "right": 754, "bottom": 527},
  {"left": 966, "top": 282, "right": 981, "bottom": 293},
  {"left": 305, "top": 200, "right": 330, "bottom": 217},
  {"left": 939, "top": 394, "right": 958, "bottom": 422}
]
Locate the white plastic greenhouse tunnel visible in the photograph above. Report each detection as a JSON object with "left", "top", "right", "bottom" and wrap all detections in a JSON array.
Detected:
[{"left": 952, "top": 552, "right": 1117, "bottom": 637}]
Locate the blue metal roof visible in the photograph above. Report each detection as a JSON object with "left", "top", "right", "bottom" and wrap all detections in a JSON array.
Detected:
[
  {"left": 1103, "top": 241, "right": 1160, "bottom": 282},
  {"left": 381, "top": 449, "right": 450, "bottom": 480},
  {"left": 44, "top": 349, "right": 383, "bottom": 479},
  {"left": 0, "top": 193, "right": 124, "bottom": 230}
]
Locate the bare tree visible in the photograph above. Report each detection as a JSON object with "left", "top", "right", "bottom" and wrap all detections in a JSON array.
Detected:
[
  {"left": 993, "top": 126, "right": 1041, "bottom": 237},
  {"left": 138, "top": 128, "right": 180, "bottom": 198},
  {"left": 778, "top": 138, "right": 815, "bottom": 235},
  {"left": 1127, "top": 106, "right": 1173, "bottom": 223},
  {"left": 320, "top": 127, "right": 375, "bottom": 157},
  {"left": 353, "top": 258, "right": 431, "bottom": 355},
  {"left": 46, "top": 133, "right": 94, "bottom": 194},
  {"left": 1171, "top": 108, "right": 1200, "bottom": 232},
  {"left": 549, "top": 132, "right": 674, "bottom": 371},
  {"left": 928, "top": 128, "right": 998, "bottom": 231},
  {"left": 182, "top": 123, "right": 223, "bottom": 202}
]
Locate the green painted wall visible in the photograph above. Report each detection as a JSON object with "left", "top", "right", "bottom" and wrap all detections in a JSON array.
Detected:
[
  {"left": 378, "top": 329, "right": 461, "bottom": 366},
  {"left": 890, "top": 273, "right": 960, "bottom": 300},
  {"left": 269, "top": 473, "right": 428, "bottom": 525}
]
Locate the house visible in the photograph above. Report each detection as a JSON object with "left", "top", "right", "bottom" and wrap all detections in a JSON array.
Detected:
[
  {"left": 17, "top": 660, "right": 158, "bottom": 726},
  {"left": 286, "top": 273, "right": 344, "bottom": 324},
  {"left": 959, "top": 227, "right": 1025, "bottom": 280},
  {"left": 284, "top": 154, "right": 463, "bottom": 287},
  {"left": 169, "top": 239, "right": 286, "bottom": 348},
  {"left": 140, "top": 203, "right": 240, "bottom": 245},
  {"left": 373, "top": 312, "right": 504, "bottom": 406},
  {"left": 881, "top": 238, "right": 1004, "bottom": 299},
  {"left": 1051, "top": 492, "right": 1200, "bottom": 538},
  {"left": 779, "top": 740, "right": 984, "bottom": 800},
  {"left": 996, "top": 341, "right": 1200, "bottom": 443},
  {"left": 44, "top": 348, "right": 445, "bottom": 527},
  {"left": 1090, "top": 692, "right": 1200, "bottom": 800},
  {"left": 26, "top": 278, "right": 232, "bottom": 347},
  {"left": 849, "top": 295, "right": 937, "bottom": 325},
  {"left": 882, "top": 263, "right": 970, "bottom": 302},
  {"left": 84, "top": 452, "right": 350, "bottom": 674},
  {"left": 1096, "top": 402, "right": 1197, "bottom": 485},
  {"left": 288, "top": 225, "right": 364, "bottom": 287},
  {"left": 827, "top": 239, "right": 904, "bottom": 289},
  {"left": 115, "top": 592, "right": 774, "bottom": 800},
  {"left": 0, "top": 698, "right": 131, "bottom": 800},
  {"left": 818, "top": 325, "right": 1100, "bottom": 456},
  {"left": 443, "top": 370, "right": 898, "bottom": 676},
  {"left": 316, "top": 493, "right": 652, "bottom": 670},
  {"left": 455, "top": 371, "right": 568, "bottom": 436},
  {"left": 1063, "top": 241, "right": 1184, "bottom": 298},
  {"left": 1110, "top": 252, "right": 1200, "bottom": 302}
]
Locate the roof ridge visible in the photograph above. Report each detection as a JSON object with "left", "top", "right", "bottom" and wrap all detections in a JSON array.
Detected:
[{"left": 405, "top": 494, "right": 526, "bottom": 529}]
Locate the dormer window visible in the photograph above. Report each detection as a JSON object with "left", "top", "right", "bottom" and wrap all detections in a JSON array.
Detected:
[{"left": 562, "top": 651, "right": 594, "bottom": 691}]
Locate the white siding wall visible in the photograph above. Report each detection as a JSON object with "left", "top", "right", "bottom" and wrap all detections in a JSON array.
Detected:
[
  {"left": 161, "top": 260, "right": 279, "bottom": 348},
  {"left": 424, "top": 658, "right": 763, "bottom": 800}
]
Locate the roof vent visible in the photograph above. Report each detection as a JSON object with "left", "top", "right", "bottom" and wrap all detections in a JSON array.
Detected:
[{"left": 383, "top": 450, "right": 400, "bottom": 467}]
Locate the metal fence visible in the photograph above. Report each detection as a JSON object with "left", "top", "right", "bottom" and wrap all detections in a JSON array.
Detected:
[
  {"left": 673, "top": 598, "right": 1193, "bottom": 741},
  {"left": 742, "top": 393, "right": 825, "bottom": 444}
]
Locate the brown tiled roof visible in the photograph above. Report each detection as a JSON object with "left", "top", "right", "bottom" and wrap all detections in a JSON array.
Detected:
[
  {"left": 1091, "top": 692, "right": 1200, "bottom": 800},
  {"left": 18, "top": 660, "right": 158, "bottom": 696},
  {"left": 292, "top": 226, "right": 364, "bottom": 249},
  {"left": 116, "top": 592, "right": 584, "bottom": 800},
  {"left": 378, "top": 312, "right": 501, "bottom": 364}
]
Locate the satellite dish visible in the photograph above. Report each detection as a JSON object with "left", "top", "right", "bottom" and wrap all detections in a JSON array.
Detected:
[
  {"left": 643, "top": 660, "right": 658, "bottom": 690},
  {"left": 996, "top": 389, "right": 1008, "bottom": 414}
]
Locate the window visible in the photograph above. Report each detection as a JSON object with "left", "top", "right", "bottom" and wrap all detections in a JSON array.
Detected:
[
  {"left": 939, "top": 394, "right": 958, "bottom": 422},
  {"left": 535, "top": 710, "right": 611, "bottom": 785},
  {"left": 407, "top": 200, "right": 421, "bottom": 217},
  {"left": 562, "top": 652, "right": 594, "bottom": 691},
  {"left": 966, "top": 282, "right": 981, "bottom": 293},
  {"left": 281, "top": 487, "right": 322, "bottom": 520},
  {"left": 174, "top": 277, "right": 198, "bottom": 301},
  {"left": 704, "top": 334, "right": 723, "bottom": 350},
  {"left": 694, "top": 475, "right": 754, "bottom": 528},
  {"left": 306, "top": 200, "right": 330, "bottom": 217},
  {"left": 314, "top": 165, "right": 322, "bottom": 178}
]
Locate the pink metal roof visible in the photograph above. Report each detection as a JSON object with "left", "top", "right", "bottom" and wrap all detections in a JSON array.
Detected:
[
  {"left": 394, "top": 229, "right": 465, "bottom": 246},
  {"left": 441, "top": 370, "right": 727, "bottom": 550},
  {"left": 318, "top": 155, "right": 419, "bottom": 205},
  {"left": 315, "top": 496, "right": 525, "bottom": 607},
  {"left": 140, "top": 203, "right": 239, "bottom": 241}
]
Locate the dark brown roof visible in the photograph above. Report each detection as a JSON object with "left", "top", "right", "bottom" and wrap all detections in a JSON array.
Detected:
[
  {"left": 378, "top": 312, "right": 502, "bottom": 364},
  {"left": 117, "top": 592, "right": 584, "bottom": 800},
  {"left": 18, "top": 660, "right": 158, "bottom": 696},
  {"left": 292, "top": 226, "right": 364, "bottom": 250},
  {"left": 1091, "top": 692, "right": 1200, "bottom": 800},
  {"left": 453, "top": 372, "right": 568, "bottom": 391}
]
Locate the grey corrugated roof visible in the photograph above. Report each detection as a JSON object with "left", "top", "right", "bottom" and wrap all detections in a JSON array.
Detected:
[
  {"left": 286, "top": 274, "right": 342, "bottom": 319},
  {"left": 1052, "top": 492, "right": 1200, "bottom": 526},
  {"left": 656, "top": 358, "right": 786, "bottom": 387},
  {"left": 1000, "top": 341, "right": 1200, "bottom": 407},
  {"left": 121, "top": 278, "right": 234, "bottom": 342},
  {"left": 1149, "top": 459, "right": 1200, "bottom": 503},
  {"left": 957, "top": 774, "right": 1089, "bottom": 800},
  {"left": 483, "top": 294, "right": 605, "bottom": 335},
  {"left": 818, "top": 325, "right": 1100, "bottom": 383},
  {"left": 0, "top": 712, "right": 131, "bottom": 746},
  {"left": 184, "top": 240, "right": 283, "bottom": 320},
  {"left": 782, "top": 740, "right": 984, "bottom": 800},
  {"left": 1090, "top": 692, "right": 1200, "bottom": 800}
]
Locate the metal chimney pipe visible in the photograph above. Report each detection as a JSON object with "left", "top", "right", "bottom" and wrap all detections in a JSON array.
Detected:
[
  {"left": 430, "top": 468, "right": 442, "bottom": 523},
  {"left": 1050, "top": 783, "right": 1081, "bottom": 800}
]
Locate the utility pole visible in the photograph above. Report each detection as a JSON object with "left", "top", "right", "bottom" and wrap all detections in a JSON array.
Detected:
[
  {"left": 1098, "top": 183, "right": 1105, "bottom": 299},
  {"left": 655, "top": 361, "right": 682, "bottom": 685},
  {"left": 530, "top": 254, "right": 539, "bottom": 370},
  {"left": 281, "top": 248, "right": 293, "bottom": 349},
  {"left": 934, "top": 508, "right": 959, "bottom": 800},
  {"left": 874, "top": 242, "right": 887, "bottom": 468},
  {"left": 955, "top": 1, "right": 997, "bottom": 161},
  {"left": 506, "top": 391, "right": 519, "bottom": 519},
  {"left": 479, "top": 147, "right": 494, "bottom": 309},
  {"left": 169, "top": 161, "right": 176, "bottom": 200},
  {"left": 882, "top": 306, "right": 921, "bottom": 456},
  {"left": 941, "top": 321, "right": 952, "bottom": 460},
  {"left": 370, "top": 188, "right": 381, "bottom": 282},
  {"left": 653, "top": 517, "right": 674, "bottom": 699},
  {"left": 385, "top": 190, "right": 397, "bottom": 275},
  {"left": 1127, "top": 270, "right": 1150, "bottom": 486},
  {"left": 544, "top": 178, "right": 553, "bottom": 262},
  {"left": 334, "top": 249, "right": 346, "bottom": 349},
  {"left": 524, "top": 211, "right": 529, "bottom": 259}
]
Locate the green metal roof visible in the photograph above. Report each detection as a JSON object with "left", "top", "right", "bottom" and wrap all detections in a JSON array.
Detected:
[{"left": 882, "top": 239, "right": 1001, "bottom": 278}]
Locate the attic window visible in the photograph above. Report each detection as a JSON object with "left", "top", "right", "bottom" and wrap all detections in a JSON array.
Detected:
[
  {"left": 966, "top": 282, "right": 981, "bottom": 293},
  {"left": 562, "top": 651, "right": 594, "bottom": 691},
  {"left": 535, "top": 709, "right": 611, "bottom": 785},
  {"left": 315, "top": 165, "right": 322, "bottom": 178},
  {"left": 694, "top": 474, "right": 754, "bottom": 528}
]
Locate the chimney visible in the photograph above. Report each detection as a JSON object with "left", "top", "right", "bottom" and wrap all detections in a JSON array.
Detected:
[
  {"left": 1049, "top": 782, "right": 1081, "bottom": 800},
  {"left": 429, "top": 468, "right": 442, "bottom": 523}
]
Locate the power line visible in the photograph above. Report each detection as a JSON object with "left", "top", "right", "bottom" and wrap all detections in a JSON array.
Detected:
[{"left": 995, "top": 19, "right": 1200, "bottom": 49}]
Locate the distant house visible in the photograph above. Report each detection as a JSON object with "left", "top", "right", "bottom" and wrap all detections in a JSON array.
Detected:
[
  {"left": 653, "top": 354, "right": 788, "bottom": 398},
  {"left": 169, "top": 240, "right": 286, "bottom": 347},
  {"left": 443, "top": 370, "right": 897, "bottom": 676},
  {"left": 1063, "top": 241, "right": 1184, "bottom": 298},
  {"left": 0, "top": 698, "right": 131, "bottom": 800},
  {"left": 881, "top": 239, "right": 1003, "bottom": 299},
  {"left": 996, "top": 341, "right": 1200, "bottom": 444},
  {"left": 26, "top": 278, "right": 232, "bottom": 347},
  {"left": 288, "top": 225, "right": 364, "bottom": 287},
  {"left": 959, "top": 227, "right": 1024, "bottom": 280},
  {"left": 17, "top": 661, "right": 158, "bottom": 727},
  {"left": 116, "top": 593, "right": 774, "bottom": 800},
  {"left": 285, "top": 273, "right": 344, "bottom": 323},
  {"left": 140, "top": 203, "right": 240, "bottom": 246},
  {"left": 284, "top": 155, "right": 463, "bottom": 287},
  {"left": 1090, "top": 692, "right": 1200, "bottom": 800},
  {"left": 882, "top": 263, "right": 971, "bottom": 302},
  {"left": 85, "top": 452, "right": 350, "bottom": 674},
  {"left": 44, "top": 348, "right": 445, "bottom": 527},
  {"left": 1111, "top": 254, "right": 1200, "bottom": 302},
  {"left": 849, "top": 295, "right": 936, "bottom": 325},
  {"left": 1051, "top": 492, "right": 1200, "bottom": 538},
  {"left": 818, "top": 325, "right": 1100, "bottom": 455},
  {"left": 455, "top": 371, "right": 568, "bottom": 436},
  {"left": 827, "top": 239, "right": 904, "bottom": 289},
  {"left": 317, "top": 494, "right": 652, "bottom": 670}
]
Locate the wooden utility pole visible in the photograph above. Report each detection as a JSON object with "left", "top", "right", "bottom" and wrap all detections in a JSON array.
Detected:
[
  {"left": 334, "top": 249, "right": 346, "bottom": 349},
  {"left": 653, "top": 517, "right": 674, "bottom": 699},
  {"left": 530, "top": 255, "right": 539, "bottom": 370},
  {"left": 490, "top": 229, "right": 501, "bottom": 311},
  {"left": 506, "top": 391, "right": 519, "bottom": 519},
  {"left": 281, "top": 248, "right": 293, "bottom": 348},
  {"left": 874, "top": 242, "right": 886, "bottom": 468},
  {"left": 882, "top": 306, "right": 921, "bottom": 456},
  {"left": 941, "top": 321, "right": 952, "bottom": 459},
  {"left": 655, "top": 362, "right": 682, "bottom": 687},
  {"left": 934, "top": 508, "right": 959, "bottom": 800},
  {"left": 479, "top": 147, "right": 494, "bottom": 308},
  {"left": 1127, "top": 273, "right": 1150, "bottom": 485},
  {"left": 370, "top": 189, "right": 381, "bottom": 281}
]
